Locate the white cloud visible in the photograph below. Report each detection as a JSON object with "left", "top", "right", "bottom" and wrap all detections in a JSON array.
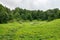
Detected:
[{"left": 0, "top": 0, "right": 60, "bottom": 10}]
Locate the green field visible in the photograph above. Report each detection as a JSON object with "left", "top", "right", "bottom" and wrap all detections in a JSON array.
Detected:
[{"left": 0, "top": 19, "right": 60, "bottom": 40}]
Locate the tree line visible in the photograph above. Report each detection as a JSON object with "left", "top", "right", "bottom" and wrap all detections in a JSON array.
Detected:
[{"left": 0, "top": 4, "right": 60, "bottom": 23}]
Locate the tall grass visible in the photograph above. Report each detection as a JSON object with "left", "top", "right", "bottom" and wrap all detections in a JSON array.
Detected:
[{"left": 0, "top": 19, "right": 60, "bottom": 40}]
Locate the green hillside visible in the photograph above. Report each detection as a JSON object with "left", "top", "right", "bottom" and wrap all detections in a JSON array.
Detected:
[{"left": 0, "top": 19, "right": 60, "bottom": 40}]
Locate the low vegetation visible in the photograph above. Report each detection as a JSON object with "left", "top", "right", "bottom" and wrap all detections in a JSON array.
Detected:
[{"left": 0, "top": 19, "right": 60, "bottom": 40}]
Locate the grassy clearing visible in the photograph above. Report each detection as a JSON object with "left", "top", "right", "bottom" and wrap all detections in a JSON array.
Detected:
[{"left": 0, "top": 19, "right": 60, "bottom": 40}]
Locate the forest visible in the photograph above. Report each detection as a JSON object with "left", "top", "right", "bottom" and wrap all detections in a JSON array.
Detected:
[{"left": 0, "top": 4, "right": 60, "bottom": 23}]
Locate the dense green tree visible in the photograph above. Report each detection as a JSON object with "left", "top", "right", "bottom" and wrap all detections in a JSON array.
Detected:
[{"left": 0, "top": 4, "right": 9, "bottom": 23}]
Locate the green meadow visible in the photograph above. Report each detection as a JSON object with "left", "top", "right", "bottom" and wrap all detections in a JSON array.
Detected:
[{"left": 0, "top": 19, "right": 60, "bottom": 40}]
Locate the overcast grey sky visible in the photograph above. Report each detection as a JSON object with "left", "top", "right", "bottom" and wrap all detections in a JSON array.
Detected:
[{"left": 0, "top": 0, "right": 60, "bottom": 10}]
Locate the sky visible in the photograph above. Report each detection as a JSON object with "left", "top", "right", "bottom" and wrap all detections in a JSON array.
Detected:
[{"left": 0, "top": 0, "right": 60, "bottom": 10}]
